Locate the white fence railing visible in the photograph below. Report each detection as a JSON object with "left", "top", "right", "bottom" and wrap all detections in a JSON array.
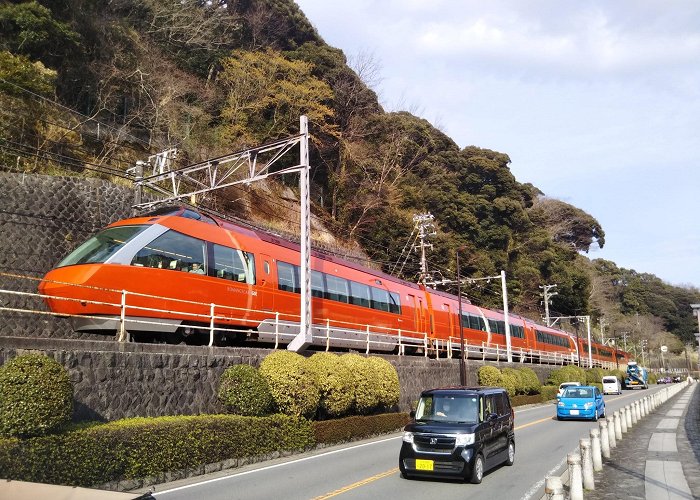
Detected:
[{"left": 1, "top": 271, "right": 615, "bottom": 368}]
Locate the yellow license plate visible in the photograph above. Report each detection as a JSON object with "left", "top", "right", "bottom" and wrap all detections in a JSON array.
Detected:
[{"left": 415, "top": 459, "right": 434, "bottom": 471}]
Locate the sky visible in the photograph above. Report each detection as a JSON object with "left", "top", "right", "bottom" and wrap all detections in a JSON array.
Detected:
[{"left": 294, "top": 0, "right": 700, "bottom": 289}]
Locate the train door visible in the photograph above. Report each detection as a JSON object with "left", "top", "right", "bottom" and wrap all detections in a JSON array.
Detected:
[
  {"left": 444, "top": 303, "right": 454, "bottom": 341},
  {"left": 407, "top": 294, "right": 419, "bottom": 334},
  {"left": 418, "top": 297, "right": 427, "bottom": 334},
  {"left": 258, "top": 254, "right": 274, "bottom": 311}
]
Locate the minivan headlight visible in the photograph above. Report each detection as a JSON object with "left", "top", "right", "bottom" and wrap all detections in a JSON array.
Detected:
[
  {"left": 403, "top": 432, "right": 414, "bottom": 444},
  {"left": 558, "top": 401, "right": 565, "bottom": 407},
  {"left": 584, "top": 402, "right": 594, "bottom": 409},
  {"left": 455, "top": 433, "right": 475, "bottom": 446}
]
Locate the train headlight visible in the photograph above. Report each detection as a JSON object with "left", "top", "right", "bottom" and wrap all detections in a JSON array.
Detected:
[{"left": 403, "top": 432, "right": 414, "bottom": 444}]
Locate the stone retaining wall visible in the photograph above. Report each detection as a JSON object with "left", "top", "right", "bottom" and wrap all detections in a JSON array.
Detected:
[{"left": 0, "top": 336, "right": 553, "bottom": 421}]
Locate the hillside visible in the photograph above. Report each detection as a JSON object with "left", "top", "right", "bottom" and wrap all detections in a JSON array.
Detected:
[{"left": 0, "top": 0, "right": 698, "bottom": 356}]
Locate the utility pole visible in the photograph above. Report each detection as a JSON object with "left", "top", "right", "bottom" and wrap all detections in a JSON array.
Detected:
[
  {"left": 620, "top": 332, "right": 630, "bottom": 352},
  {"left": 413, "top": 214, "right": 436, "bottom": 284},
  {"left": 456, "top": 250, "right": 467, "bottom": 385},
  {"left": 640, "top": 339, "right": 648, "bottom": 366},
  {"left": 539, "top": 284, "right": 558, "bottom": 327}
]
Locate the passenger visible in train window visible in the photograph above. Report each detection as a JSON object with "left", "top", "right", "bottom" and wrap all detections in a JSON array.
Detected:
[{"left": 189, "top": 263, "right": 205, "bottom": 274}]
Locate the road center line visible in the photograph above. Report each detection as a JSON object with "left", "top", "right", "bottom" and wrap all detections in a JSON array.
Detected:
[{"left": 311, "top": 468, "right": 398, "bottom": 499}]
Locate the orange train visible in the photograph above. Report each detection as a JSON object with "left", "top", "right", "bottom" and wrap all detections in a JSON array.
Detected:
[{"left": 39, "top": 206, "right": 629, "bottom": 367}]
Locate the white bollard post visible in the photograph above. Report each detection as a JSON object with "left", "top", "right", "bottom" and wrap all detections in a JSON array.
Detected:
[
  {"left": 631, "top": 402, "right": 638, "bottom": 424},
  {"left": 636, "top": 400, "right": 642, "bottom": 421},
  {"left": 646, "top": 396, "right": 651, "bottom": 414},
  {"left": 545, "top": 476, "right": 565, "bottom": 500},
  {"left": 607, "top": 416, "right": 616, "bottom": 448},
  {"left": 568, "top": 452, "right": 584, "bottom": 500},
  {"left": 590, "top": 428, "right": 603, "bottom": 471},
  {"left": 599, "top": 419, "right": 611, "bottom": 459},
  {"left": 625, "top": 405, "right": 633, "bottom": 430},
  {"left": 580, "top": 438, "right": 595, "bottom": 490},
  {"left": 614, "top": 411, "right": 622, "bottom": 441},
  {"left": 620, "top": 407, "right": 628, "bottom": 433},
  {"left": 640, "top": 397, "right": 647, "bottom": 417}
]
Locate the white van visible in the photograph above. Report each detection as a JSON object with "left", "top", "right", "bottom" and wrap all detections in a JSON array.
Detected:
[{"left": 602, "top": 376, "right": 622, "bottom": 395}]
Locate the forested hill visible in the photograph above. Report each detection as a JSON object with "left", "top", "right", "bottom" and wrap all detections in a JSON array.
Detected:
[{"left": 0, "top": 0, "right": 698, "bottom": 351}]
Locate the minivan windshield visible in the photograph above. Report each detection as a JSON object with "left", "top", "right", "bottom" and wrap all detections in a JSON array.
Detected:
[{"left": 415, "top": 394, "right": 479, "bottom": 423}]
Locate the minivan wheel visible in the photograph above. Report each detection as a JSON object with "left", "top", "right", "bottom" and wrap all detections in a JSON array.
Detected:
[
  {"left": 469, "top": 454, "right": 484, "bottom": 484},
  {"left": 505, "top": 440, "right": 515, "bottom": 466}
]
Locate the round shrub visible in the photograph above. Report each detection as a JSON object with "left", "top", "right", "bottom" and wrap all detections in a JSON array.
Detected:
[
  {"left": 307, "top": 353, "right": 353, "bottom": 417},
  {"left": 585, "top": 367, "right": 605, "bottom": 385},
  {"left": 339, "top": 354, "right": 378, "bottom": 414},
  {"left": 502, "top": 368, "right": 525, "bottom": 395},
  {"left": 218, "top": 364, "right": 274, "bottom": 416},
  {"left": 259, "top": 351, "right": 320, "bottom": 418},
  {"left": 366, "top": 357, "right": 400, "bottom": 409},
  {"left": 546, "top": 365, "right": 586, "bottom": 386},
  {"left": 0, "top": 354, "right": 73, "bottom": 438},
  {"left": 517, "top": 367, "right": 542, "bottom": 395},
  {"left": 477, "top": 365, "right": 502, "bottom": 387}
]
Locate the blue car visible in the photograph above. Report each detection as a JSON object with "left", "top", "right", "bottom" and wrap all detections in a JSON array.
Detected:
[{"left": 556, "top": 385, "right": 605, "bottom": 421}]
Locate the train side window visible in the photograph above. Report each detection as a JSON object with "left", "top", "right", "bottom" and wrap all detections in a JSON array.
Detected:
[
  {"left": 370, "top": 287, "right": 390, "bottom": 312},
  {"left": 311, "top": 271, "right": 325, "bottom": 298},
  {"left": 130, "top": 229, "right": 205, "bottom": 273},
  {"left": 277, "top": 261, "right": 299, "bottom": 293},
  {"left": 212, "top": 244, "right": 255, "bottom": 284},
  {"left": 349, "top": 281, "right": 371, "bottom": 308},
  {"left": 389, "top": 291, "right": 401, "bottom": 314},
  {"left": 326, "top": 274, "right": 349, "bottom": 303}
]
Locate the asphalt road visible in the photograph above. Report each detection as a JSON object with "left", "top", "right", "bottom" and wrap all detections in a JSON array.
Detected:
[{"left": 151, "top": 386, "right": 666, "bottom": 500}]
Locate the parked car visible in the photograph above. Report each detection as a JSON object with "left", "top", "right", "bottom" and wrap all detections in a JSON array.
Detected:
[
  {"left": 672, "top": 376, "right": 682, "bottom": 383},
  {"left": 556, "top": 385, "right": 605, "bottom": 421},
  {"left": 399, "top": 386, "right": 515, "bottom": 484},
  {"left": 602, "top": 376, "right": 622, "bottom": 395},
  {"left": 658, "top": 376, "right": 672, "bottom": 384},
  {"left": 557, "top": 381, "right": 581, "bottom": 397}
]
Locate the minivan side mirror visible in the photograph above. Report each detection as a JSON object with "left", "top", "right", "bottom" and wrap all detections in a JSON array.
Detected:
[
  {"left": 409, "top": 410, "right": 416, "bottom": 418},
  {"left": 488, "top": 412, "right": 498, "bottom": 422}
]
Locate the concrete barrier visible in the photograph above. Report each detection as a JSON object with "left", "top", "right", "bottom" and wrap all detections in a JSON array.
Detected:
[
  {"left": 620, "top": 407, "right": 628, "bottom": 433},
  {"left": 607, "top": 416, "right": 616, "bottom": 448},
  {"left": 568, "top": 452, "right": 584, "bottom": 500},
  {"left": 613, "top": 411, "right": 622, "bottom": 441},
  {"left": 580, "top": 438, "right": 594, "bottom": 490},
  {"left": 590, "top": 428, "right": 603, "bottom": 471},
  {"left": 599, "top": 419, "right": 611, "bottom": 459},
  {"left": 544, "top": 476, "right": 565, "bottom": 500}
]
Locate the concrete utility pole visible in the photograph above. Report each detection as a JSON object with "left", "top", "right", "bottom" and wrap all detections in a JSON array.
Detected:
[
  {"left": 540, "top": 284, "right": 558, "bottom": 327},
  {"left": 413, "top": 214, "right": 435, "bottom": 284},
  {"left": 691, "top": 304, "right": 700, "bottom": 374},
  {"left": 502, "top": 270, "right": 512, "bottom": 363}
]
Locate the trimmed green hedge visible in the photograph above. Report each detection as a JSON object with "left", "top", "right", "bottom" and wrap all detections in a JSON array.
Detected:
[
  {"left": 0, "top": 414, "right": 314, "bottom": 487},
  {"left": 0, "top": 354, "right": 73, "bottom": 438},
  {"left": 540, "top": 385, "right": 559, "bottom": 401},
  {"left": 312, "top": 413, "right": 410, "bottom": 446}
]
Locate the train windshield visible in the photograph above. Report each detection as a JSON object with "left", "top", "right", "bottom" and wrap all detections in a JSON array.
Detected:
[{"left": 57, "top": 225, "right": 148, "bottom": 267}]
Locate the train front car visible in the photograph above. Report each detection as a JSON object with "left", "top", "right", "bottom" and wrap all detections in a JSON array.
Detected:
[{"left": 38, "top": 207, "right": 264, "bottom": 344}]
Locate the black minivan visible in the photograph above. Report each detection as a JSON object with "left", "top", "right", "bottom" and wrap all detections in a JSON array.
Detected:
[{"left": 399, "top": 386, "right": 515, "bottom": 483}]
